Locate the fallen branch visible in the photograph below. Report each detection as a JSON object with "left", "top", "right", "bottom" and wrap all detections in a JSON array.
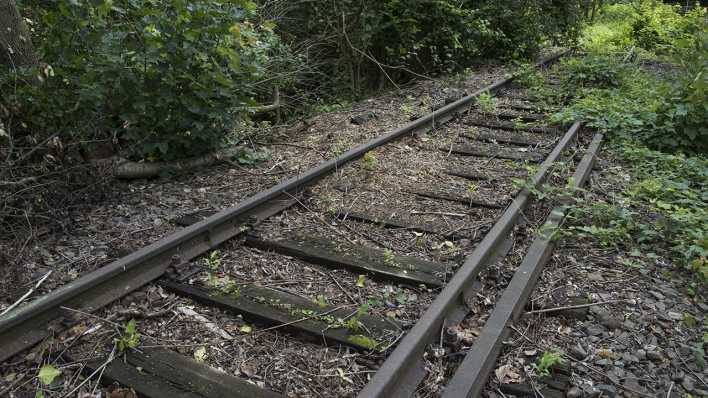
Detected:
[
  {"left": 234, "top": 87, "right": 281, "bottom": 113},
  {"left": 94, "top": 147, "right": 244, "bottom": 179}
]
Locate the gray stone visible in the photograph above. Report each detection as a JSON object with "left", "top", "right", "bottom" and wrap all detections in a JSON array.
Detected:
[
  {"left": 588, "top": 272, "right": 604, "bottom": 281},
  {"left": 597, "top": 384, "right": 616, "bottom": 397},
  {"left": 586, "top": 324, "right": 604, "bottom": 336},
  {"left": 595, "top": 359, "right": 612, "bottom": 367},
  {"left": 646, "top": 350, "right": 663, "bottom": 362},
  {"left": 566, "top": 386, "right": 582, "bottom": 398},
  {"left": 599, "top": 314, "right": 623, "bottom": 330},
  {"left": 622, "top": 378, "right": 645, "bottom": 395},
  {"left": 682, "top": 376, "right": 696, "bottom": 393},
  {"left": 636, "top": 349, "right": 647, "bottom": 361},
  {"left": 622, "top": 352, "right": 637, "bottom": 363},
  {"left": 671, "top": 371, "right": 685, "bottom": 382},
  {"left": 571, "top": 345, "right": 588, "bottom": 360},
  {"left": 650, "top": 291, "right": 665, "bottom": 300},
  {"left": 667, "top": 311, "right": 683, "bottom": 321}
]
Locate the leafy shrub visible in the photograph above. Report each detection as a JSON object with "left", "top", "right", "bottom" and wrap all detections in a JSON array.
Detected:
[
  {"left": 559, "top": 55, "right": 627, "bottom": 88},
  {"left": 652, "top": 32, "right": 708, "bottom": 153},
  {"left": 556, "top": 31, "right": 707, "bottom": 154},
  {"left": 264, "top": 0, "right": 582, "bottom": 96},
  {"left": 2, "top": 0, "right": 284, "bottom": 160},
  {"left": 582, "top": 0, "right": 707, "bottom": 56}
]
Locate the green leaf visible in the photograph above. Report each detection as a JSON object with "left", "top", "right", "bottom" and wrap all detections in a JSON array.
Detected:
[
  {"left": 356, "top": 275, "right": 366, "bottom": 288},
  {"left": 37, "top": 365, "right": 61, "bottom": 386},
  {"left": 194, "top": 347, "right": 207, "bottom": 362}
]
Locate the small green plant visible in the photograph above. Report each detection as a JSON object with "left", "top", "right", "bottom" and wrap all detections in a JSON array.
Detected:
[
  {"left": 514, "top": 63, "right": 544, "bottom": 89},
  {"left": 399, "top": 104, "right": 415, "bottom": 119},
  {"left": 363, "top": 151, "right": 378, "bottom": 171},
  {"left": 315, "top": 295, "right": 327, "bottom": 308},
  {"left": 205, "top": 251, "right": 222, "bottom": 270},
  {"left": 235, "top": 148, "right": 272, "bottom": 165},
  {"left": 37, "top": 364, "right": 61, "bottom": 386},
  {"left": 534, "top": 349, "right": 564, "bottom": 377},
  {"left": 382, "top": 249, "right": 396, "bottom": 266},
  {"left": 466, "top": 182, "right": 479, "bottom": 194},
  {"left": 330, "top": 140, "right": 349, "bottom": 156},
  {"left": 342, "top": 302, "right": 370, "bottom": 331},
  {"left": 476, "top": 92, "right": 497, "bottom": 114},
  {"left": 560, "top": 55, "right": 626, "bottom": 90},
  {"left": 356, "top": 274, "right": 366, "bottom": 288},
  {"left": 115, "top": 319, "right": 141, "bottom": 353}
]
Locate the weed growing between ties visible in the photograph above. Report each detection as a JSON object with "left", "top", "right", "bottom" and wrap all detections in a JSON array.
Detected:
[{"left": 551, "top": 1, "right": 707, "bottom": 286}]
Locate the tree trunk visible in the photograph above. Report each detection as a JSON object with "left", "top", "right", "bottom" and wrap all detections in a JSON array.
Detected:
[
  {"left": 590, "top": 0, "right": 598, "bottom": 21},
  {"left": 0, "top": 0, "right": 39, "bottom": 69}
]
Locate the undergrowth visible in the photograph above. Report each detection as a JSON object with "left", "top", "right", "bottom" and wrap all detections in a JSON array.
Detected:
[{"left": 554, "top": 1, "right": 707, "bottom": 285}]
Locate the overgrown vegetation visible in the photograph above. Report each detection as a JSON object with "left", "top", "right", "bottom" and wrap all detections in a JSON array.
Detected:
[
  {"left": 0, "top": 0, "right": 587, "bottom": 281},
  {"left": 553, "top": 0, "right": 707, "bottom": 284},
  {"left": 262, "top": 0, "right": 582, "bottom": 97},
  {"left": 2, "top": 0, "right": 286, "bottom": 161}
]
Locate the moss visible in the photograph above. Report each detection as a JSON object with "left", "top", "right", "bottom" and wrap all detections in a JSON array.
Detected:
[{"left": 348, "top": 334, "right": 380, "bottom": 350}]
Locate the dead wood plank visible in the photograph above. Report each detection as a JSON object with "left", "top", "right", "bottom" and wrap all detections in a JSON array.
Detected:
[
  {"left": 407, "top": 189, "right": 506, "bottom": 209},
  {"left": 446, "top": 145, "right": 545, "bottom": 162},
  {"left": 444, "top": 169, "right": 526, "bottom": 182},
  {"left": 503, "top": 103, "right": 546, "bottom": 112},
  {"left": 81, "top": 349, "right": 283, "bottom": 398},
  {"left": 493, "top": 111, "right": 546, "bottom": 122},
  {"left": 336, "top": 211, "right": 466, "bottom": 240},
  {"left": 464, "top": 119, "right": 561, "bottom": 135},
  {"left": 174, "top": 196, "right": 299, "bottom": 227},
  {"left": 499, "top": 383, "right": 565, "bottom": 398},
  {"left": 461, "top": 132, "right": 543, "bottom": 147},
  {"left": 162, "top": 281, "right": 399, "bottom": 350},
  {"left": 245, "top": 234, "right": 447, "bottom": 287}
]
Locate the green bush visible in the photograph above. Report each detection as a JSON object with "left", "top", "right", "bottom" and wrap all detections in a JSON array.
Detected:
[
  {"left": 2, "top": 0, "right": 284, "bottom": 160},
  {"left": 653, "top": 32, "right": 708, "bottom": 153},
  {"left": 265, "top": 0, "right": 582, "bottom": 96},
  {"left": 581, "top": 0, "right": 707, "bottom": 56},
  {"left": 560, "top": 55, "right": 627, "bottom": 88}
]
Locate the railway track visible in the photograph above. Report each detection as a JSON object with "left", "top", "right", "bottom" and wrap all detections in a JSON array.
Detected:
[{"left": 0, "top": 51, "right": 605, "bottom": 397}]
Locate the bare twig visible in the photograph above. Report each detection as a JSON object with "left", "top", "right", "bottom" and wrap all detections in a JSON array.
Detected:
[
  {"left": 0, "top": 176, "right": 38, "bottom": 187},
  {"left": 410, "top": 211, "right": 467, "bottom": 218},
  {"left": 341, "top": 13, "right": 400, "bottom": 91},
  {"left": 62, "top": 346, "right": 116, "bottom": 398},
  {"left": 524, "top": 299, "right": 630, "bottom": 315},
  {"left": 176, "top": 306, "right": 233, "bottom": 340},
  {"left": 673, "top": 346, "right": 708, "bottom": 389},
  {"left": 1, "top": 270, "right": 52, "bottom": 316}
]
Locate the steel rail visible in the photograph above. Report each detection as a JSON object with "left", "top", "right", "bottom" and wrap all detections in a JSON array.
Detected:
[
  {"left": 0, "top": 50, "right": 568, "bottom": 363},
  {"left": 357, "top": 121, "right": 582, "bottom": 398},
  {"left": 442, "top": 133, "right": 603, "bottom": 398}
]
